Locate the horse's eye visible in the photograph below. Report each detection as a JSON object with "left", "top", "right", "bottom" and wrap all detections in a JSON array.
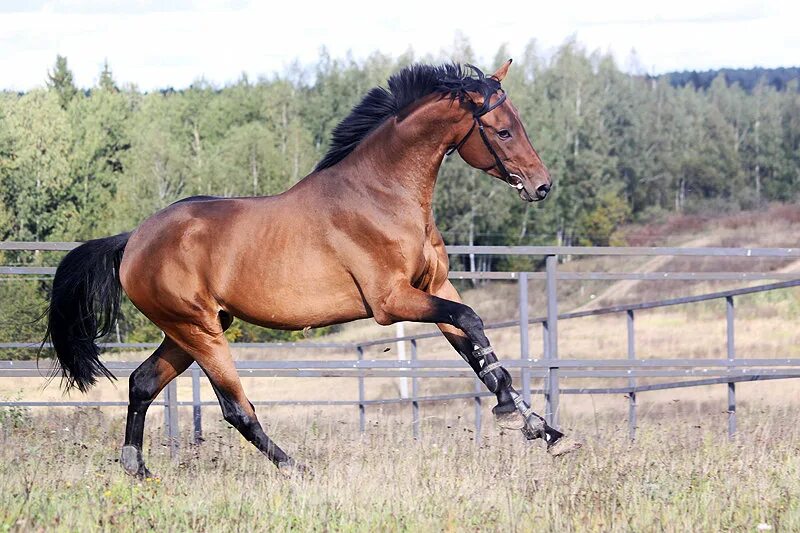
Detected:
[{"left": 498, "top": 129, "right": 512, "bottom": 140}]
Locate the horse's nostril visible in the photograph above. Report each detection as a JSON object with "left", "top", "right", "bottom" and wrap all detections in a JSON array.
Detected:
[{"left": 536, "top": 183, "right": 551, "bottom": 198}]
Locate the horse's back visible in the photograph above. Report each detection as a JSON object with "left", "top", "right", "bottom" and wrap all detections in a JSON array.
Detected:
[
  {"left": 118, "top": 193, "right": 369, "bottom": 330},
  {"left": 170, "top": 195, "right": 222, "bottom": 205}
]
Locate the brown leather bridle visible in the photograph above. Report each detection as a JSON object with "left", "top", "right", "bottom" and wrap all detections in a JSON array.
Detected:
[{"left": 446, "top": 90, "right": 516, "bottom": 186}]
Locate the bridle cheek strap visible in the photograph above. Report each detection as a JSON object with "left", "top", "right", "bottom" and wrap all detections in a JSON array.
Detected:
[
  {"left": 445, "top": 91, "right": 513, "bottom": 183},
  {"left": 476, "top": 116, "right": 512, "bottom": 181}
]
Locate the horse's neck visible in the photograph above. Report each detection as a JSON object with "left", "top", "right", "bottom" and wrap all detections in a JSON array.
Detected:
[
  {"left": 383, "top": 124, "right": 445, "bottom": 210},
  {"left": 340, "top": 101, "right": 457, "bottom": 214}
]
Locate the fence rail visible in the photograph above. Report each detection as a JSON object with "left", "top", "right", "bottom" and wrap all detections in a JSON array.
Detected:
[
  {"left": 3, "top": 241, "right": 799, "bottom": 256},
  {"left": 2, "top": 243, "right": 799, "bottom": 455}
]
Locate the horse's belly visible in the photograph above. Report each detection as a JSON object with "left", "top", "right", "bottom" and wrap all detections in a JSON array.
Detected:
[{"left": 219, "top": 268, "right": 371, "bottom": 330}]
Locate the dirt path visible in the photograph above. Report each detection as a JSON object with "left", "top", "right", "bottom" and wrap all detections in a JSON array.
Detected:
[{"left": 574, "top": 235, "right": 716, "bottom": 311}]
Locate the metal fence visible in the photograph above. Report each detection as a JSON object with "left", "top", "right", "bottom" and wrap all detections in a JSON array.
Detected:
[{"left": 2, "top": 242, "right": 799, "bottom": 455}]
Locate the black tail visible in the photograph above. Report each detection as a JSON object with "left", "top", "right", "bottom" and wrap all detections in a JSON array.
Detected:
[{"left": 44, "top": 233, "right": 130, "bottom": 392}]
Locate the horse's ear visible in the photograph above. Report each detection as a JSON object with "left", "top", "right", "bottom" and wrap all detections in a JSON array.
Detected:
[{"left": 490, "top": 59, "right": 512, "bottom": 82}]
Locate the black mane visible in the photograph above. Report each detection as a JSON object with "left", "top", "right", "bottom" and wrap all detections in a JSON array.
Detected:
[{"left": 314, "top": 63, "right": 502, "bottom": 171}]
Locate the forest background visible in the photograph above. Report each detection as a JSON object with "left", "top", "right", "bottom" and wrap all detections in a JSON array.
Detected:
[{"left": 1, "top": 38, "right": 799, "bottom": 345}]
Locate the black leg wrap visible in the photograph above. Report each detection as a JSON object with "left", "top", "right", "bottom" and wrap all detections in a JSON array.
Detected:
[
  {"left": 472, "top": 346, "right": 517, "bottom": 418},
  {"left": 474, "top": 347, "right": 511, "bottom": 394},
  {"left": 481, "top": 365, "right": 508, "bottom": 394}
]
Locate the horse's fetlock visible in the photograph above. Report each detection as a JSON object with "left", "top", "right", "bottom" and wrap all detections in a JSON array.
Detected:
[{"left": 496, "top": 366, "right": 512, "bottom": 388}]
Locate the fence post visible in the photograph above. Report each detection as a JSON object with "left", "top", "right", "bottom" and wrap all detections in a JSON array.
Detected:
[
  {"left": 627, "top": 309, "right": 636, "bottom": 441},
  {"left": 357, "top": 345, "right": 366, "bottom": 434},
  {"left": 519, "top": 272, "right": 531, "bottom": 405},
  {"left": 545, "top": 254, "right": 560, "bottom": 428},
  {"left": 474, "top": 378, "right": 482, "bottom": 445},
  {"left": 726, "top": 296, "right": 736, "bottom": 439},
  {"left": 410, "top": 339, "right": 420, "bottom": 439},
  {"left": 164, "top": 380, "right": 179, "bottom": 460},
  {"left": 396, "top": 322, "right": 409, "bottom": 399},
  {"left": 192, "top": 366, "right": 202, "bottom": 444},
  {"left": 542, "top": 321, "right": 549, "bottom": 360}
]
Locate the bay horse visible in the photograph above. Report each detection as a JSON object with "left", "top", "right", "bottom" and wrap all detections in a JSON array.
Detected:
[{"left": 45, "top": 60, "right": 580, "bottom": 478}]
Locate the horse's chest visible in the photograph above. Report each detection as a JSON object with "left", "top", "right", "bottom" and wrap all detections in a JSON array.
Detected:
[{"left": 410, "top": 240, "right": 439, "bottom": 291}]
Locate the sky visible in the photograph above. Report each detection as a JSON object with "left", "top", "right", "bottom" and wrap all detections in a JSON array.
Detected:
[{"left": 0, "top": 0, "right": 798, "bottom": 91}]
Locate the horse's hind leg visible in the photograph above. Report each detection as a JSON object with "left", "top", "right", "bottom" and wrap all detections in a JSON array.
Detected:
[
  {"left": 168, "top": 330, "right": 302, "bottom": 474},
  {"left": 121, "top": 337, "right": 193, "bottom": 478}
]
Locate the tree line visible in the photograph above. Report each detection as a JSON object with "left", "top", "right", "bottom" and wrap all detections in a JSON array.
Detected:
[
  {"left": 661, "top": 66, "right": 800, "bottom": 92},
  {"left": 1, "top": 38, "right": 799, "bottom": 346}
]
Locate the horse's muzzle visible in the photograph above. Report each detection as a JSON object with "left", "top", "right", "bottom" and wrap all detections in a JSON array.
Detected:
[
  {"left": 535, "top": 183, "right": 551, "bottom": 200},
  {"left": 517, "top": 182, "right": 550, "bottom": 202},
  {"left": 507, "top": 173, "right": 550, "bottom": 202}
]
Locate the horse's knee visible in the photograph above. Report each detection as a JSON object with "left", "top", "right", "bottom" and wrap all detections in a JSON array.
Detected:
[{"left": 455, "top": 306, "right": 484, "bottom": 335}]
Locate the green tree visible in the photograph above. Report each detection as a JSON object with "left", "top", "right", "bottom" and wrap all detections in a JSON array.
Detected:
[
  {"left": 741, "top": 80, "right": 783, "bottom": 202},
  {"left": 46, "top": 55, "right": 78, "bottom": 110},
  {"left": 68, "top": 70, "right": 133, "bottom": 238},
  {"left": 779, "top": 81, "right": 800, "bottom": 201},
  {"left": 0, "top": 90, "right": 77, "bottom": 241},
  {"left": 98, "top": 59, "right": 117, "bottom": 92}
]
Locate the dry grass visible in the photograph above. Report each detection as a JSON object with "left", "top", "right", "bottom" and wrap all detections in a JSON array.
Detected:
[
  {"left": 1, "top": 405, "right": 800, "bottom": 532},
  {"left": 3, "top": 297, "right": 799, "bottom": 532}
]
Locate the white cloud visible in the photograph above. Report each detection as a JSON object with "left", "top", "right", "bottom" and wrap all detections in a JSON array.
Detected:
[{"left": 0, "top": 0, "right": 797, "bottom": 90}]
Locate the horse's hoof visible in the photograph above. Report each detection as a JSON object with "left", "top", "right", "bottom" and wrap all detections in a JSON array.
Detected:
[
  {"left": 494, "top": 409, "right": 526, "bottom": 430},
  {"left": 121, "top": 445, "right": 143, "bottom": 476},
  {"left": 121, "top": 445, "right": 154, "bottom": 479},
  {"left": 278, "top": 459, "right": 312, "bottom": 478},
  {"left": 547, "top": 436, "right": 583, "bottom": 457}
]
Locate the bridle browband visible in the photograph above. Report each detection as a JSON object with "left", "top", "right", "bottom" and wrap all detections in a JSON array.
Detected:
[{"left": 445, "top": 89, "right": 517, "bottom": 186}]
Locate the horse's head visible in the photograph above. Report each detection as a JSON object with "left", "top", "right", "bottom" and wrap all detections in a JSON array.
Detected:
[{"left": 452, "top": 60, "right": 552, "bottom": 202}]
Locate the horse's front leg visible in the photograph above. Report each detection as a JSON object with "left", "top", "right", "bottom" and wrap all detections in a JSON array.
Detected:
[
  {"left": 376, "top": 282, "right": 577, "bottom": 455},
  {"left": 430, "top": 281, "right": 567, "bottom": 447}
]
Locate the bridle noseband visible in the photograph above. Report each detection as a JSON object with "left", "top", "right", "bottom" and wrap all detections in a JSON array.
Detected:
[{"left": 446, "top": 90, "right": 519, "bottom": 188}]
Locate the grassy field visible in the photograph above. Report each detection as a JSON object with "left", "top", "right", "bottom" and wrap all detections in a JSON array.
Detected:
[{"left": 1, "top": 405, "right": 799, "bottom": 532}]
